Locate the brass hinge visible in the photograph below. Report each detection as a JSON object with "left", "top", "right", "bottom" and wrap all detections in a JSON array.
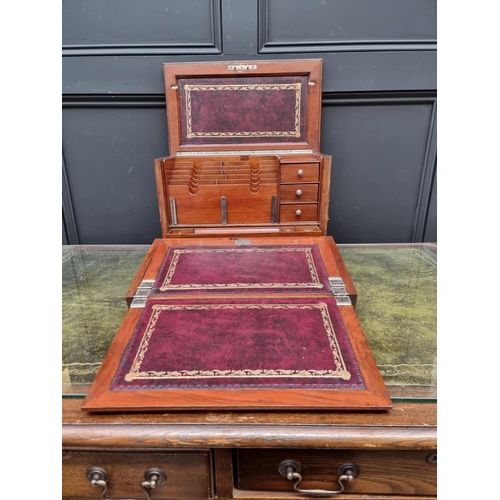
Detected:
[
  {"left": 130, "top": 280, "right": 155, "bottom": 308},
  {"left": 328, "top": 277, "right": 352, "bottom": 306}
]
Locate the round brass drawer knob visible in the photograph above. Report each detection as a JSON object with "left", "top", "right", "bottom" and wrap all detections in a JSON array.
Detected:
[
  {"left": 296, "top": 210, "right": 302, "bottom": 216},
  {"left": 297, "top": 169, "right": 304, "bottom": 176},
  {"left": 296, "top": 189, "right": 302, "bottom": 196}
]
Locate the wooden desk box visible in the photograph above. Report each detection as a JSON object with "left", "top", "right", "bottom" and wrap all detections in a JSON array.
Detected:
[
  {"left": 82, "top": 60, "right": 391, "bottom": 413},
  {"left": 155, "top": 59, "right": 328, "bottom": 237}
]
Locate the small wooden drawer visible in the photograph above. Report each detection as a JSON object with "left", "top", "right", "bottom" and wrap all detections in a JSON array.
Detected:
[
  {"left": 280, "top": 184, "right": 318, "bottom": 203},
  {"left": 235, "top": 449, "right": 437, "bottom": 496},
  {"left": 281, "top": 163, "right": 319, "bottom": 183},
  {"left": 280, "top": 204, "right": 318, "bottom": 222},
  {"left": 62, "top": 451, "right": 212, "bottom": 499}
]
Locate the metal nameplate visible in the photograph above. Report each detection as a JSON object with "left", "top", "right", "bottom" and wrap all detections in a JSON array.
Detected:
[
  {"left": 228, "top": 64, "right": 257, "bottom": 71},
  {"left": 234, "top": 239, "right": 251, "bottom": 246}
]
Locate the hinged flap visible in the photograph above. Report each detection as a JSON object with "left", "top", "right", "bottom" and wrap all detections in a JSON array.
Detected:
[{"left": 164, "top": 59, "right": 323, "bottom": 155}]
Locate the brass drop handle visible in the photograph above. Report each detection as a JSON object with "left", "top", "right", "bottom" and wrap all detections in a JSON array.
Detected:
[
  {"left": 279, "top": 460, "right": 359, "bottom": 497},
  {"left": 297, "top": 169, "right": 304, "bottom": 176},
  {"left": 86, "top": 467, "right": 167, "bottom": 500}
]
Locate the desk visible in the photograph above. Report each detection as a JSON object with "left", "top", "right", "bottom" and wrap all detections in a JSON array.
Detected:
[{"left": 62, "top": 243, "right": 437, "bottom": 499}]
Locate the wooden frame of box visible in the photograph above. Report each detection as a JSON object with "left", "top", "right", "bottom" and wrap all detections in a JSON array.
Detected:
[{"left": 82, "top": 59, "right": 392, "bottom": 412}]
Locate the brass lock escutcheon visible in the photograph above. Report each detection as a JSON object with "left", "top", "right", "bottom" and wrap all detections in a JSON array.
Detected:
[
  {"left": 86, "top": 467, "right": 166, "bottom": 500},
  {"left": 278, "top": 459, "right": 359, "bottom": 497}
]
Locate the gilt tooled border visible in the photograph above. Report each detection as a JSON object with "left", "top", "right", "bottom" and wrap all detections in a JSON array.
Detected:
[
  {"left": 124, "top": 303, "right": 351, "bottom": 382},
  {"left": 185, "top": 83, "right": 302, "bottom": 138},
  {"left": 159, "top": 247, "right": 323, "bottom": 291}
]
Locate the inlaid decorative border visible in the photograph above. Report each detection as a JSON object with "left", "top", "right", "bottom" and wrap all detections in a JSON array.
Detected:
[
  {"left": 124, "top": 302, "right": 351, "bottom": 382},
  {"left": 184, "top": 83, "right": 302, "bottom": 138},
  {"left": 159, "top": 247, "right": 323, "bottom": 291}
]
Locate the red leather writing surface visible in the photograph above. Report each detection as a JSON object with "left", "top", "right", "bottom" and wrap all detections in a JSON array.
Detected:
[
  {"left": 151, "top": 245, "right": 332, "bottom": 296},
  {"left": 178, "top": 76, "right": 308, "bottom": 145},
  {"left": 110, "top": 297, "right": 365, "bottom": 392}
]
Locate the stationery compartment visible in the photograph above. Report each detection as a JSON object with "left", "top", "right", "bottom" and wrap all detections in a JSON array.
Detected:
[{"left": 165, "top": 155, "right": 279, "bottom": 225}]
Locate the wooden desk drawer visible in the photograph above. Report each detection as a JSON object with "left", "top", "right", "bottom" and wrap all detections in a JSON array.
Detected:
[
  {"left": 62, "top": 451, "right": 211, "bottom": 499},
  {"left": 280, "top": 184, "right": 318, "bottom": 202},
  {"left": 281, "top": 164, "right": 319, "bottom": 183},
  {"left": 280, "top": 204, "right": 318, "bottom": 222},
  {"left": 235, "top": 449, "right": 437, "bottom": 496}
]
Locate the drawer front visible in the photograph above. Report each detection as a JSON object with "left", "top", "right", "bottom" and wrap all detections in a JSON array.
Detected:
[
  {"left": 280, "top": 204, "right": 318, "bottom": 222},
  {"left": 236, "top": 449, "right": 437, "bottom": 496},
  {"left": 281, "top": 164, "right": 319, "bottom": 183},
  {"left": 62, "top": 451, "right": 211, "bottom": 499},
  {"left": 280, "top": 184, "right": 318, "bottom": 203}
]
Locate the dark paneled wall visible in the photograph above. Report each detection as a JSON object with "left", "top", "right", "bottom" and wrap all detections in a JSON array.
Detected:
[{"left": 62, "top": 0, "right": 437, "bottom": 244}]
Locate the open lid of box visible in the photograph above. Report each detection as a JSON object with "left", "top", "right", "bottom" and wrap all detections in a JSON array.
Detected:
[{"left": 163, "top": 59, "right": 323, "bottom": 155}]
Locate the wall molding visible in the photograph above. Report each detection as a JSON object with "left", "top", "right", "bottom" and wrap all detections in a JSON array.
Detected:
[
  {"left": 62, "top": 44, "right": 222, "bottom": 58},
  {"left": 322, "top": 91, "right": 437, "bottom": 243},
  {"left": 412, "top": 101, "right": 437, "bottom": 242},
  {"left": 322, "top": 91, "right": 437, "bottom": 106},
  {"left": 62, "top": 94, "right": 166, "bottom": 108},
  {"left": 62, "top": 0, "right": 222, "bottom": 57},
  {"left": 63, "top": 91, "right": 438, "bottom": 108},
  {"left": 62, "top": 153, "right": 80, "bottom": 245},
  {"left": 257, "top": 0, "right": 437, "bottom": 54}
]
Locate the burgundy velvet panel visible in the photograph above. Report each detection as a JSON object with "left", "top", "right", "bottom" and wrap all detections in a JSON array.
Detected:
[
  {"left": 111, "top": 297, "right": 365, "bottom": 391},
  {"left": 150, "top": 245, "right": 332, "bottom": 296},
  {"left": 178, "top": 76, "right": 308, "bottom": 145}
]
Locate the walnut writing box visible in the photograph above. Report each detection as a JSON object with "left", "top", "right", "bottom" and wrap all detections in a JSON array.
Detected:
[{"left": 82, "top": 59, "right": 392, "bottom": 412}]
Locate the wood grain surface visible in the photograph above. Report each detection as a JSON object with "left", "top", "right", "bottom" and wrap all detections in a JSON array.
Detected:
[
  {"left": 236, "top": 448, "right": 436, "bottom": 495},
  {"left": 164, "top": 59, "right": 322, "bottom": 155},
  {"left": 62, "top": 450, "right": 211, "bottom": 499},
  {"left": 64, "top": 399, "right": 435, "bottom": 450}
]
